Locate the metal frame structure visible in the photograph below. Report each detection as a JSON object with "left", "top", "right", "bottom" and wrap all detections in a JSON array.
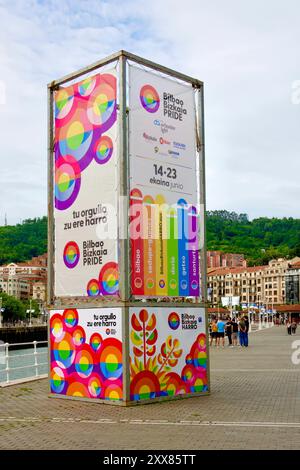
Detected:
[{"left": 47, "top": 50, "right": 209, "bottom": 406}]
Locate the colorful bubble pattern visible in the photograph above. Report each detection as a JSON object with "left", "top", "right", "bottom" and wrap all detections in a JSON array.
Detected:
[
  {"left": 86, "top": 262, "right": 119, "bottom": 297},
  {"left": 54, "top": 73, "right": 117, "bottom": 210},
  {"left": 50, "top": 309, "right": 123, "bottom": 401}
]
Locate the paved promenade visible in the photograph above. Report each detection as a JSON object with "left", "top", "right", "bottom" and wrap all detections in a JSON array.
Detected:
[{"left": 0, "top": 326, "right": 299, "bottom": 450}]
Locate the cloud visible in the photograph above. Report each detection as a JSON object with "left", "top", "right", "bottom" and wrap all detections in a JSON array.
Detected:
[{"left": 0, "top": 0, "right": 299, "bottom": 225}]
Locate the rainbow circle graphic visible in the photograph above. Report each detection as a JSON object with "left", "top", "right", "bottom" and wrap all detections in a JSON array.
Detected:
[
  {"left": 185, "top": 354, "right": 193, "bottom": 365},
  {"left": 192, "top": 351, "right": 207, "bottom": 368},
  {"left": 53, "top": 332, "right": 75, "bottom": 369},
  {"left": 55, "top": 155, "right": 81, "bottom": 210},
  {"left": 55, "top": 87, "right": 74, "bottom": 122},
  {"left": 94, "top": 135, "right": 113, "bottom": 164},
  {"left": 63, "top": 309, "right": 79, "bottom": 328},
  {"left": 181, "top": 364, "right": 195, "bottom": 384},
  {"left": 72, "top": 326, "right": 86, "bottom": 347},
  {"left": 88, "top": 375, "right": 102, "bottom": 398},
  {"left": 87, "top": 75, "right": 117, "bottom": 131},
  {"left": 75, "top": 345, "right": 94, "bottom": 378},
  {"left": 90, "top": 333, "right": 103, "bottom": 352},
  {"left": 191, "top": 280, "right": 198, "bottom": 290},
  {"left": 98, "top": 338, "right": 122, "bottom": 379},
  {"left": 57, "top": 107, "right": 94, "bottom": 171},
  {"left": 140, "top": 84, "right": 160, "bottom": 113},
  {"left": 87, "top": 279, "right": 100, "bottom": 297},
  {"left": 190, "top": 371, "right": 208, "bottom": 393},
  {"left": 130, "top": 370, "right": 160, "bottom": 401},
  {"left": 63, "top": 241, "right": 80, "bottom": 269},
  {"left": 50, "top": 314, "right": 65, "bottom": 341},
  {"left": 164, "top": 373, "right": 188, "bottom": 397},
  {"left": 103, "top": 379, "right": 123, "bottom": 401},
  {"left": 50, "top": 366, "right": 67, "bottom": 394},
  {"left": 77, "top": 76, "right": 97, "bottom": 97},
  {"left": 66, "top": 378, "right": 90, "bottom": 398},
  {"left": 99, "top": 262, "right": 119, "bottom": 295},
  {"left": 168, "top": 312, "right": 180, "bottom": 330},
  {"left": 146, "top": 278, "right": 154, "bottom": 289},
  {"left": 134, "top": 278, "right": 142, "bottom": 289},
  {"left": 159, "top": 279, "right": 165, "bottom": 289}
]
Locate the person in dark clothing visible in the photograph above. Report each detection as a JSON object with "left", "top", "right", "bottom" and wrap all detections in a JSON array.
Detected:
[
  {"left": 239, "top": 317, "right": 247, "bottom": 347},
  {"left": 231, "top": 317, "right": 239, "bottom": 346},
  {"left": 225, "top": 317, "right": 233, "bottom": 346},
  {"left": 243, "top": 315, "right": 249, "bottom": 347}
]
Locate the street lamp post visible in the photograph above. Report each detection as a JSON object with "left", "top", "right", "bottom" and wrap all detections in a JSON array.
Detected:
[{"left": 26, "top": 299, "right": 35, "bottom": 327}]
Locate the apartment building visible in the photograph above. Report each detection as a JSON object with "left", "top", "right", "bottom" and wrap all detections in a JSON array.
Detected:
[
  {"left": 208, "top": 257, "right": 300, "bottom": 307},
  {"left": 0, "top": 276, "right": 30, "bottom": 300},
  {"left": 285, "top": 261, "right": 300, "bottom": 304},
  {"left": 0, "top": 254, "right": 47, "bottom": 301},
  {"left": 207, "top": 251, "right": 247, "bottom": 269}
]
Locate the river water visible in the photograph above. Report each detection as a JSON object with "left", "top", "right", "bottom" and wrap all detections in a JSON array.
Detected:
[{"left": 0, "top": 345, "right": 48, "bottom": 383}]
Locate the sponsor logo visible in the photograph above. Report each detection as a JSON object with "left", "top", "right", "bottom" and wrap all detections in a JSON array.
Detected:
[
  {"left": 159, "top": 137, "right": 170, "bottom": 145},
  {"left": 153, "top": 119, "right": 176, "bottom": 134},
  {"left": 168, "top": 150, "right": 180, "bottom": 157},
  {"left": 168, "top": 312, "right": 180, "bottom": 330},
  {"left": 173, "top": 141, "right": 186, "bottom": 150},
  {"left": 106, "top": 328, "right": 110, "bottom": 335},
  {"left": 140, "top": 85, "right": 160, "bottom": 113},
  {"left": 143, "top": 132, "right": 157, "bottom": 142}
]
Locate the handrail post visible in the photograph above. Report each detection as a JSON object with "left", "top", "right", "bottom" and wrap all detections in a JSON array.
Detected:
[
  {"left": 5, "top": 343, "right": 9, "bottom": 384},
  {"left": 33, "top": 341, "right": 38, "bottom": 377}
]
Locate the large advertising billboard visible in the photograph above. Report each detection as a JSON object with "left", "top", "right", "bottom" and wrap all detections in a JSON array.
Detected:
[
  {"left": 53, "top": 70, "right": 119, "bottom": 298},
  {"left": 129, "top": 66, "right": 200, "bottom": 298},
  {"left": 129, "top": 306, "right": 208, "bottom": 401},
  {"left": 50, "top": 307, "right": 123, "bottom": 401}
]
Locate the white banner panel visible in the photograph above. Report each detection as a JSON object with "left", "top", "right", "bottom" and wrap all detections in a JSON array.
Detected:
[
  {"left": 129, "top": 306, "right": 208, "bottom": 401},
  {"left": 53, "top": 69, "right": 119, "bottom": 298},
  {"left": 129, "top": 66, "right": 200, "bottom": 298}
]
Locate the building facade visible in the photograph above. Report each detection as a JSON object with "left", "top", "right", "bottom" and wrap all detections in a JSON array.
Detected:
[
  {"left": 207, "top": 251, "right": 247, "bottom": 269},
  {"left": 208, "top": 257, "right": 300, "bottom": 307},
  {"left": 0, "top": 254, "right": 47, "bottom": 301},
  {"left": 0, "top": 276, "right": 30, "bottom": 300},
  {"left": 285, "top": 261, "right": 300, "bottom": 304}
]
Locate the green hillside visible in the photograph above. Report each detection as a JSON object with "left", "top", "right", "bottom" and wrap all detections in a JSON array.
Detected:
[
  {"left": 0, "top": 217, "right": 47, "bottom": 265},
  {"left": 206, "top": 211, "right": 300, "bottom": 265},
  {"left": 0, "top": 212, "right": 299, "bottom": 266}
]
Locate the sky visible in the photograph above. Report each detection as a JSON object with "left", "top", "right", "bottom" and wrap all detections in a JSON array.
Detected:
[{"left": 0, "top": 0, "right": 299, "bottom": 225}]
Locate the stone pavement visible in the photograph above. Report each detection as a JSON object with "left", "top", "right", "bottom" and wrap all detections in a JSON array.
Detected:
[{"left": 0, "top": 326, "right": 299, "bottom": 450}]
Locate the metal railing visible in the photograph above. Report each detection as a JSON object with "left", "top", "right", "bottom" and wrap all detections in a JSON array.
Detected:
[{"left": 0, "top": 340, "right": 48, "bottom": 386}]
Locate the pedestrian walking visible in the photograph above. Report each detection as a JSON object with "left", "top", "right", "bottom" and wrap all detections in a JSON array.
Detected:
[
  {"left": 231, "top": 317, "right": 239, "bottom": 346},
  {"left": 216, "top": 317, "right": 226, "bottom": 347},
  {"left": 291, "top": 321, "right": 297, "bottom": 335},
  {"left": 286, "top": 321, "right": 292, "bottom": 335},
  {"left": 225, "top": 316, "right": 233, "bottom": 346}
]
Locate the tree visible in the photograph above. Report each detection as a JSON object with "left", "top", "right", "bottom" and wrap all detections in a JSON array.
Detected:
[{"left": 0, "top": 293, "right": 26, "bottom": 322}]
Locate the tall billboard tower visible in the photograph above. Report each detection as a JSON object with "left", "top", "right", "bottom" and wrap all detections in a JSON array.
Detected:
[{"left": 47, "top": 51, "right": 208, "bottom": 405}]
